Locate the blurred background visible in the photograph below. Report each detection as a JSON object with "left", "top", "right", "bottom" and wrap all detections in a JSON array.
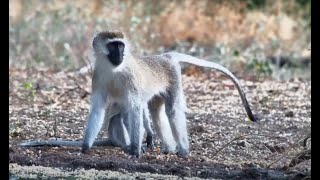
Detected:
[{"left": 9, "top": 0, "right": 310, "bottom": 80}]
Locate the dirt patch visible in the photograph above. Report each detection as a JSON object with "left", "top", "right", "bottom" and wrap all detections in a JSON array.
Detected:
[
  {"left": 10, "top": 163, "right": 206, "bottom": 180},
  {"left": 9, "top": 67, "right": 311, "bottom": 179}
]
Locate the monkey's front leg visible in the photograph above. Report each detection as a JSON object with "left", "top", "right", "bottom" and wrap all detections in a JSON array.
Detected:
[
  {"left": 82, "top": 91, "right": 107, "bottom": 153},
  {"left": 128, "top": 105, "right": 144, "bottom": 158}
]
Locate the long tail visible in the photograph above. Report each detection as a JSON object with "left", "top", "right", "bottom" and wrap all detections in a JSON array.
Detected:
[
  {"left": 19, "top": 139, "right": 113, "bottom": 147},
  {"left": 163, "top": 52, "right": 256, "bottom": 122}
]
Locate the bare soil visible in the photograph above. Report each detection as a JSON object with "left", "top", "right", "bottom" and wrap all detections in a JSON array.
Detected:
[{"left": 9, "top": 67, "right": 311, "bottom": 179}]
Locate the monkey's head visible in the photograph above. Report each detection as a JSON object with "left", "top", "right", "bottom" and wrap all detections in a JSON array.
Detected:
[{"left": 92, "top": 31, "right": 129, "bottom": 68}]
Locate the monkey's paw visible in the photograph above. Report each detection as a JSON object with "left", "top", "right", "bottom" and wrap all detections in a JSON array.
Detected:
[
  {"left": 176, "top": 149, "right": 189, "bottom": 158},
  {"left": 81, "top": 144, "right": 90, "bottom": 154},
  {"left": 129, "top": 145, "right": 141, "bottom": 158},
  {"left": 160, "top": 144, "right": 176, "bottom": 154}
]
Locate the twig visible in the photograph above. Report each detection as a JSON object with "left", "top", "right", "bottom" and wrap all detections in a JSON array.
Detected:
[
  {"left": 288, "top": 149, "right": 311, "bottom": 167},
  {"left": 213, "top": 135, "right": 245, "bottom": 156},
  {"left": 67, "top": 74, "right": 90, "bottom": 95},
  {"left": 266, "top": 124, "right": 311, "bottom": 168}
]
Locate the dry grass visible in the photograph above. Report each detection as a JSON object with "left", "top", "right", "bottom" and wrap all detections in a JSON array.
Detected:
[{"left": 9, "top": 0, "right": 310, "bottom": 80}]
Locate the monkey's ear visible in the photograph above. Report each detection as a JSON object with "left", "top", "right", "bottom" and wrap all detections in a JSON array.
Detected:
[
  {"left": 92, "top": 31, "right": 103, "bottom": 49},
  {"left": 92, "top": 34, "right": 106, "bottom": 54},
  {"left": 92, "top": 35, "right": 99, "bottom": 49}
]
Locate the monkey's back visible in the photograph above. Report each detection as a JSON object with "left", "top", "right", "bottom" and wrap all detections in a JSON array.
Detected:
[{"left": 132, "top": 55, "right": 179, "bottom": 96}]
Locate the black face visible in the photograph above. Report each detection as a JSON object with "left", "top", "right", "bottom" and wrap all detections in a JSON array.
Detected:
[{"left": 106, "top": 41, "right": 125, "bottom": 66}]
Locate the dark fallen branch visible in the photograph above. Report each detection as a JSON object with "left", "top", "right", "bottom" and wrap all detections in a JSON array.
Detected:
[
  {"left": 19, "top": 139, "right": 113, "bottom": 147},
  {"left": 289, "top": 149, "right": 311, "bottom": 168},
  {"left": 19, "top": 139, "right": 152, "bottom": 153}
]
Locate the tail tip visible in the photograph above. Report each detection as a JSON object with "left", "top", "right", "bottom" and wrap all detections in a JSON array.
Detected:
[{"left": 250, "top": 114, "right": 262, "bottom": 122}]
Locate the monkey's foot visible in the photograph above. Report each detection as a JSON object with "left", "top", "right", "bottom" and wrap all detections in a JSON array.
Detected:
[
  {"left": 129, "top": 153, "right": 140, "bottom": 158},
  {"left": 81, "top": 144, "right": 90, "bottom": 154},
  {"left": 129, "top": 144, "right": 141, "bottom": 158},
  {"left": 176, "top": 149, "right": 189, "bottom": 157},
  {"left": 160, "top": 144, "right": 176, "bottom": 154}
]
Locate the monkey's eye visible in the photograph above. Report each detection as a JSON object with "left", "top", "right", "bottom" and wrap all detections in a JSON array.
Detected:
[
  {"left": 119, "top": 44, "right": 124, "bottom": 48},
  {"left": 107, "top": 43, "right": 115, "bottom": 50}
]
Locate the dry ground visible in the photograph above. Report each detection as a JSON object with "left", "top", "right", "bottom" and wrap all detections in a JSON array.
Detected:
[{"left": 9, "top": 67, "right": 310, "bottom": 179}]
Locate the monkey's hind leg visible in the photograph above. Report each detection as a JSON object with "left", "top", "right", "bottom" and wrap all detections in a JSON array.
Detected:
[
  {"left": 108, "top": 113, "right": 131, "bottom": 151},
  {"left": 102, "top": 111, "right": 151, "bottom": 154},
  {"left": 149, "top": 96, "right": 177, "bottom": 154},
  {"left": 165, "top": 87, "right": 190, "bottom": 157}
]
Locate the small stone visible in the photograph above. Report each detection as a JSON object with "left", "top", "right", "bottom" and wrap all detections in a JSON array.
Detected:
[
  {"left": 285, "top": 111, "right": 294, "bottom": 117},
  {"left": 189, "top": 126, "right": 205, "bottom": 133},
  {"left": 262, "top": 109, "right": 270, "bottom": 114},
  {"left": 237, "top": 141, "right": 248, "bottom": 147}
]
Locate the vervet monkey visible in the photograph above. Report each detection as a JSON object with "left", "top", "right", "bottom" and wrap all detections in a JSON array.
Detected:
[{"left": 81, "top": 30, "right": 257, "bottom": 158}]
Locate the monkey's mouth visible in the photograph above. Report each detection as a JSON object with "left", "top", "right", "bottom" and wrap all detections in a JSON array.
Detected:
[{"left": 108, "top": 55, "right": 123, "bottom": 66}]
